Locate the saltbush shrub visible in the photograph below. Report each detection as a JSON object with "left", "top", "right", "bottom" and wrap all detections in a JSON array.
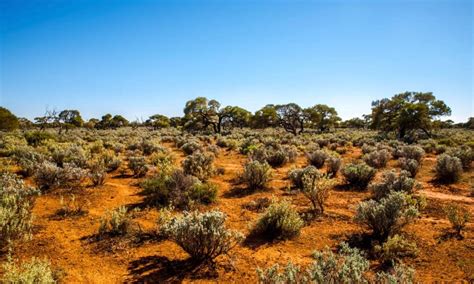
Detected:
[
  {"left": 398, "top": 158, "right": 420, "bottom": 177},
  {"left": 374, "top": 234, "right": 418, "bottom": 264},
  {"left": 2, "top": 258, "right": 56, "bottom": 283},
  {"left": 160, "top": 210, "right": 243, "bottom": 262},
  {"left": 98, "top": 206, "right": 130, "bottom": 236},
  {"left": 354, "top": 191, "right": 419, "bottom": 240},
  {"left": 240, "top": 160, "right": 272, "bottom": 190},
  {"left": 399, "top": 145, "right": 425, "bottom": 163},
  {"left": 182, "top": 151, "right": 215, "bottom": 181},
  {"left": 342, "top": 163, "right": 376, "bottom": 190},
  {"left": 0, "top": 173, "right": 39, "bottom": 249},
  {"left": 444, "top": 204, "right": 470, "bottom": 237},
  {"left": 300, "top": 172, "right": 335, "bottom": 214},
  {"left": 34, "top": 161, "right": 87, "bottom": 190},
  {"left": 370, "top": 170, "right": 417, "bottom": 200},
  {"left": 326, "top": 156, "right": 341, "bottom": 177},
  {"left": 251, "top": 200, "right": 303, "bottom": 240},
  {"left": 288, "top": 166, "right": 319, "bottom": 189},
  {"left": 306, "top": 150, "right": 328, "bottom": 169},
  {"left": 435, "top": 154, "right": 463, "bottom": 184},
  {"left": 375, "top": 263, "right": 415, "bottom": 283},
  {"left": 180, "top": 141, "right": 202, "bottom": 155},
  {"left": 447, "top": 146, "right": 473, "bottom": 169},
  {"left": 363, "top": 149, "right": 391, "bottom": 168},
  {"left": 88, "top": 160, "right": 107, "bottom": 186},
  {"left": 128, "top": 156, "right": 149, "bottom": 177}
]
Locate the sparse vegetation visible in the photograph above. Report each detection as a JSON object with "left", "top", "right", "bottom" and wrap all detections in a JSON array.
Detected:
[
  {"left": 342, "top": 163, "right": 376, "bottom": 190},
  {"left": 240, "top": 160, "right": 272, "bottom": 190}
]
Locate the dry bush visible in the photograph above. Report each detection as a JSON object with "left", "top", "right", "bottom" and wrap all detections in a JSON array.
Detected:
[
  {"left": 182, "top": 151, "right": 215, "bottom": 181},
  {"left": 98, "top": 206, "right": 131, "bottom": 236},
  {"left": 435, "top": 154, "right": 463, "bottom": 184},
  {"left": 363, "top": 149, "right": 391, "bottom": 168},
  {"left": 342, "top": 163, "right": 376, "bottom": 190},
  {"left": 128, "top": 156, "right": 149, "bottom": 177},
  {"left": 240, "top": 160, "right": 272, "bottom": 190},
  {"left": 306, "top": 150, "right": 328, "bottom": 169},
  {"left": 370, "top": 170, "right": 417, "bottom": 200},
  {"left": 398, "top": 158, "right": 420, "bottom": 177},
  {"left": 444, "top": 204, "right": 470, "bottom": 237},
  {"left": 2, "top": 257, "right": 56, "bottom": 283}
]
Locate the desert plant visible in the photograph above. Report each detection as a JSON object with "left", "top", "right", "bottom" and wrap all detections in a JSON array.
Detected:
[
  {"left": 160, "top": 210, "right": 243, "bottom": 262},
  {"left": 308, "top": 242, "right": 369, "bottom": 283},
  {"left": 0, "top": 173, "right": 39, "bottom": 249},
  {"left": 240, "top": 160, "right": 272, "bottom": 190},
  {"left": 252, "top": 200, "right": 303, "bottom": 240},
  {"left": 444, "top": 204, "right": 470, "bottom": 237},
  {"left": 98, "top": 206, "right": 130, "bottom": 236},
  {"left": 55, "top": 194, "right": 85, "bottom": 217},
  {"left": 370, "top": 170, "right": 417, "bottom": 200},
  {"left": 288, "top": 166, "right": 319, "bottom": 189},
  {"left": 306, "top": 150, "right": 328, "bottom": 169},
  {"left": 326, "top": 156, "right": 341, "bottom": 177},
  {"left": 189, "top": 182, "right": 218, "bottom": 205},
  {"left": 375, "top": 263, "right": 415, "bottom": 283},
  {"left": 435, "top": 154, "right": 463, "bottom": 184},
  {"left": 180, "top": 141, "right": 202, "bottom": 155},
  {"left": 447, "top": 146, "right": 473, "bottom": 169},
  {"left": 399, "top": 145, "right": 425, "bottom": 163},
  {"left": 265, "top": 149, "right": 289, "bottom": 168},
  {"left": 182, "top": 151, "right": 215, "bottom": 181},
  {"left": 128, "top": 156, "right": 149, "bottom": 177},
  {"left": 300, "top": 172, "right": 335, "bottom": 214},
  {"left": 374, "top": 234, "right": 418, "bottom": 264},
  {"left": 363, "top": 149, "right": 391, "bottom": 168},
  {"left": 342, "top": 163, "right": 376, "bottom": 190},
  {"left": 257, "top": 262, "right": 307, "bottom": 284},
  {"left": 354, "top": 191, "right": 419, "bottom": 240},
  {"left": 2, "top": 257, "right": 56, "bottom": 283},
  {"left": 34, "top": 161, "right": 87, "bottom": 190},
  {"left": 398, "top": 158, "right": 420, "bottom": 177},
  {"left": 88, "top": 160, "right": 107, "bottom": 186}
]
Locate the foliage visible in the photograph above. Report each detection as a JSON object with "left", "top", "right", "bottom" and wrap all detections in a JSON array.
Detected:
[
  {"left": 252, "top": 200, "right": 303, "bottom": 240},
  {"left": 370, "top": 170, "right": 417, "bottom": 200},
  {"left": 128, "top": 156, "right": 149, "bottom": 177},
  {"left": 306, "top": 150, "right": 328, "bottom": 169},
  {"left": 0, "top": 107, "right": 20, "bottom": 131},
  {"left": 300, "top": 171, "right": 335, "bottom": 214},
  {"left": 326, "top": 155, "right": 342, "bottom": 177},
  {"left": 398, "top": 158, "right": 420, "bottom": 177},
  {"left": 447, "top": 146, "right": 473, "bottom": 169},
  {"left": 160, "top": 210, "right": 243, "bottom": 262},
  {"left": 240, "top": 160, "right": 272, "bottom": 190},
  {"left": 98, "top": 206, "right": 130, "bottom": 236},
  {"left": 363, "top": 149, "right": 391, "bottom": 168},
  {"left": 444, "top": 204, "right": 470, "bottom": 237},
  {"left": 435, "top": 154, "right": 463, "bottom": 184},
  {"left": 34, "top": 161, "right": 87, "bottom": 190},
  {"left": 342, "top": 163, "right": 376, "bottom": 190},
  {"left": 2, "top": 257, "right": 56, "bottom": 284},
  {"left": 182, "top": 151, "right": 215, "bottom": 181},
  {"left": 374, "top": 234, "right": 418, "bottom": 264}
]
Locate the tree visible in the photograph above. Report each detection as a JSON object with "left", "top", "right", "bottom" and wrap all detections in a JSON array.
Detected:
[
  {"left": 305, "top": 104, "right": 341, "bottom": 132},
  {"left": 170, "top": 117, "right": 183, "bottom": 128},
  {"left": 147, "top": 114, "right": 170, "bottom": 129},
  {"left": 342, "top": 117, "right": 367, "bottom": 129},
  {"left": 57, "top": 109, "right": 83, "bottom": 133},
  {"left": 275, "top": 103, "right": 305, "bottom": 135},
  {"left": 0, "top": 107, "right": 19, "bottom": 131},
  {"left": 96, "top": 114, "right": 129, "bottom": 129},
  {"left": 463, "top": 117, "right": 474, "bottom": 129},
  {"left": 371, "top": 92, "right": 451, "bottom": 139},
  {"left": 252, "top": 105, "right": 278, "bottom": 128}
]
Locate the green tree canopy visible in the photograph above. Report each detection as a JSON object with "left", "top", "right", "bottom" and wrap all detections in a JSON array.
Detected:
[{"left": 0, "top": 107, "right": 19, "bottom": 131}]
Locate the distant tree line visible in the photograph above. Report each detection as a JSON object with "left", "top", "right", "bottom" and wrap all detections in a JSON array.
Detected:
[{"left": 1, "top": 92, "right": 472, "bottom": 138}]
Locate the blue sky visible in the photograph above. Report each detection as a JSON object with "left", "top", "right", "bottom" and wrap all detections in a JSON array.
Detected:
[{"left": 1, "top": 0, "right": 472, "bottom": 122}]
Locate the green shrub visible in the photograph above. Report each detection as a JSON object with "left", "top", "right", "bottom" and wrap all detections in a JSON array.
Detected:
[
  {"left": 435, "top": 154, "right": 463, "bottom": 184},
  {"left": 370, "top": 170, "right": 417, "bottom": 200},
  {"left": 240, "top": 160, "right": 272, "bottom": 190},
  {"left": 24, "top": 131, "right": 55, "bottom": 147},
  {"left": 306, "top": 150, "right": 328, "bottom": 169},
  {"left": 326, "top": 156, "right": 341, "bottom": 177},
  {"left": 398, "top": 158, "right": 420, "bottom": 177},
  {"left": 88, "top": 160, "right": 107, "bottom": 186},
  {"left": 98, "top": 206, "right": 130, "bottom": 236},
  {"left": 128, "top": 156, "right": 149, "bottom": 177},
  {"left": 375, "top": 263, "right": 415, "bottom": 283},
  {"left": 34, "top": 161, "right": 87, "bottom": 190},
  {"left": 257, "top": 262, "right": 306, "bottom": 284},
  {"left": 354, "top": 191, "right": 419, "bottom": 240},
  {"left": 252, "top": 200, "right": 303, "bottom": 240},
  {"left": 160, "top": 210, "right": 243, "bottom": 262},
  {"left": 180, "top": 141, "right": 201, "bottom": 155},
  {"left": 374, "top": 234, "right": 418, "bottom": 264},
  {"left": 399, "top": 145, "right": 425, "bottom": 163},
  {"left": 447, "top": 146, "right": 473, "bottom": 169},
  {"left": 342, "top": 163, "right": 376, "bottom": 190},
  {"left": 300, "top": 172, "right": 335, "bottom": 214},
  {"left": 0, "top": 173, "right": 39, "bottom": 249},
  {"left": 189, "top": 182, "right": 218, "bottom": 205},
  {"left": 288, "top": 166, "right": 318, "bottom": 189},
  {"left": 266, "top": 149, "right": 289, "bottom": 168},
  {"left": 444, "top": 204, "right": 470, "bottom": 237},
  {"left": 2, "top": 257, "right": 56, "bottom": 283},
  {"left": 182, "top": 151, "right": 215, "bottom": 181},
  {"left": 363, "top": 149, "right": 391, "bottom": 168}
]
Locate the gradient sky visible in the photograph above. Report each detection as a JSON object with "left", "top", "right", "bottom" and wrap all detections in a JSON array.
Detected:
[{"left": 1, "top": 0, "right": 472, "bottom": 122}]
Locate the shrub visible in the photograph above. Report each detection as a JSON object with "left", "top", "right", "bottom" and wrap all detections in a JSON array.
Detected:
[
  {"left": 326, "top": 156, "right": 341, "bottom": 177},
  {"left": 189, "top": 182, "right": 218, "bottom": 205},
  {"left": 24, "top": 131, "right": 55, "bottom": 147},
  {"left": 34, "top": 161, "right": 87, "bottom": 190},
  {"left": 435, "top": 154, "right": 463, "bottom": 184},
  {"left": 363, "top": 149, "right": 391, "bottom": 168},
  {"left": 0, "top": 173, "right": 39, "bottom": 249},
  {"left": 288, "top": 166, "right": 318, "bottom": 189},
  {"left": 257, "top": 262, "right": 306, "bottom": 284},
  {"left": 444, "top": 204, "right": 470, "bottom": 237},
  {"left": 354, "top": 191, "right": 419, "bottom": 240},
  {"left": 98, "top": 206, "right": 130, "bottom": 236},
  {"left": 370, "top": 170, "right": 417, "bottom": 200},
  {"left": 374, "top": 234, "right": 418, "bottom": 264},
  {"left": 2, "top": 258, "right": 56, "bottom": 283},
  {"left": 398, "top": 158, "right": 420, "bottom": 177},
  {"left": 182, "top": 151, "right": 214, "bottom": 181},
  {"left": 240, "top": 160, "right": 272, "bottom": 190},
  {"left": 300, "top": 172, "right": 335, "bottom": 214},
  {"left": 88, "top": 160, "right": 107, "bottom": 186},
  {"left": 128, "top": 156, "right": 149, "bottom": 177},
  {"left": 266, "top": 149, "right": 289, "bottom": 168},
  {"left": 375, "top": 263, "right": 415, "bottom": 283},
  {"left": 306, "top": 150, "right": 328, "bottom": 169},
  {"left": 448, "top": 146, "right": 473, "bottom": 169},
  {"left": 180, "top": 141, "right": 201, "bottom": 155},
  {"left": 242, "top": 197, "right": 272, "bottom": 212},
  {"left": 101, "top": 152, "right": 121, "bottom": 173},
  {"left": 251, "top": 200, "right": 303, "bottom": 240},
  {"left": 308, "top": 242, "right": 369, "bottom": 283},
  {"left": 342, "top": 163, "right": 376, "bottom": 190},
  {"left": 160, "top": 210, "right": 243, "bottom": 262},
  {"left": 399, "top": 145, "right": 425, "bottom": 163}
]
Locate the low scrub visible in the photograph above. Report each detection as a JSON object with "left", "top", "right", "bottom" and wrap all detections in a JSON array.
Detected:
[
  {"left": 342, "top": 163, "right": 376, "bottom": 190},
  {"left": 435, "top": 154, "right": 463, "bottom": 184},
  {"left": 306, "top": 150, "right": 328, "bottom": 169},
  {"left": 34, "top": 161, "right": 87, "bottom": 190},
  {"left": 240, "top": 160, "right": 272, "bottom": 190},
  {"left": 398, "top": 158, "right": 420, "bottom": 177},
  {"left": 2, "top": 257, "right": 56, "bottom": 283},
  {"left": 160, "top": 210, "right": 243, "bottom": 262},
  {"left": 182, "top": 151, "right": 215, "bottom": 181},
  {"left": 447, "top": 146, "right": 473, "bottom": 169},
  {"left": 128, "top": 156, "right": 149, "bottom": 177},
  {"left": 300, "top": 171, "right": 335, "bottom": 214},
  {"left": 444, "top": 204, "right": 470, "bottom": 237},
  {"left": 374, "top": 234, "right": 418, "bottom": 264},
  {"left": 326, "top": 155, "right": 341, "bottom": 177},
  {"left": 98, "top": 206, "right": 131, "bottom": 236},
  {"left": 370, "top": 170, "right": 417, "bottom": 200},
  {"left": 363, "top": 149, "right": 391, "bottom": 168},
  {"left": 251, "top": 200, "right": 303, "bottom": 240}
]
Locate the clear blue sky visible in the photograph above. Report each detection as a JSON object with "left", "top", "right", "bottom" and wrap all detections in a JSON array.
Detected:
[{"left": 1, "top": 0, "right": 472, "bottom": 122}]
